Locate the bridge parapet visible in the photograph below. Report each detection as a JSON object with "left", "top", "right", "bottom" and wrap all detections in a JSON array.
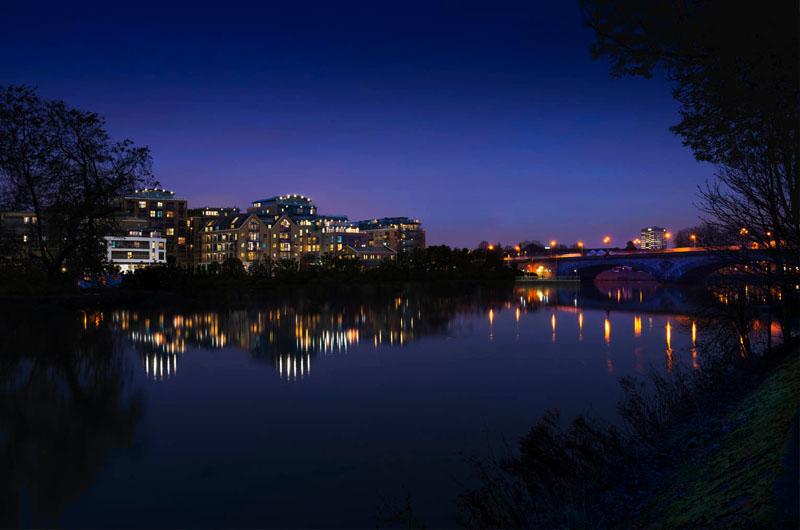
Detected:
[{"left": 506, "top": 249, "right": 769, "bottom": 282}]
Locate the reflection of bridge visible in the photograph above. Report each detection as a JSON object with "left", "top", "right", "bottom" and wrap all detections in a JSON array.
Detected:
[
  {"left": 507, "top": 247, "right": 768, "bottom": 282},
  {"left": 515, "top": 285, "right": 701, "bottom": 315}
]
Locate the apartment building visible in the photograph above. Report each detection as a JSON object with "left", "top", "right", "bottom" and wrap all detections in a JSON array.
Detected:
[
  {"left": 119, "top": 188, "right": 189, "bottom": 265},
  {"left": 105, "top": 228, "right": 167, "bottom": 272},
  {"left": 200, "top": 213, "right": 271, "bottom": 267}
]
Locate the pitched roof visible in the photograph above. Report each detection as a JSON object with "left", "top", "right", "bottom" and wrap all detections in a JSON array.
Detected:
[
  {"left": 345, "top": 245, "right": 397, "bottom": 255},
  {"left": 203, "top": 213, "right": 259, "bottom": 230}
]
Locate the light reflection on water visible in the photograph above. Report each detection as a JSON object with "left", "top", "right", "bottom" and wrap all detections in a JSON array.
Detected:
[
  {"left": 6, "top": 283, "right": 777, "bottom": 528},
  {"left": 111, "top": 285, "right": 704, "bottom": 386}
]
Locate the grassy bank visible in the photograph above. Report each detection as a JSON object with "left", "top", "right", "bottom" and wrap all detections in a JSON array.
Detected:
[
  {"left": 457, "top": 342, "right": 800, "bottom": 529},
  {"left": 639, "top": 349, "right": 800, "bottom": 528}
]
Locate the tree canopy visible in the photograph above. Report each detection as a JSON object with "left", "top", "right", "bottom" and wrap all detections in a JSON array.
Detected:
[
  {"left": 580, "top": 0, "right": 798, "bottom": 219},
  {"left": 0, "top": 85, "right": 154, "bottom": 282}
]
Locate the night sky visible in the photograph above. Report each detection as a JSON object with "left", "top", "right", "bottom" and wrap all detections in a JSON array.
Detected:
[{"left": 2, "top": 1, "right": 710, "bottom": 248}]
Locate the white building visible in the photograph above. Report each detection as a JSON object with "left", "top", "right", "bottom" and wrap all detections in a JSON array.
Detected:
[
  {"left": 640, "top": 226, "right": 668, "bottom": 250},
  {"left": 105, "top": 229, "right": 167, "bottom": 272}
]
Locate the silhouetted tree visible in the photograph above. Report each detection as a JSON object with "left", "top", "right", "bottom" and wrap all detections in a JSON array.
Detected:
[
  {"left": 581, "top": 0, "right": 798, "bottom": 345},
  {"left": 0, "top": 86, "right": 155, "bottom": 284},
  {"left": 625, "top": 240, "right": 636, "bottom": 251},
  {"left": 221, "top": 256, "right": 244, "bottom": 277}
]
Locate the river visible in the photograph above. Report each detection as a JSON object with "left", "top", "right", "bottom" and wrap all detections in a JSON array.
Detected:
[{"left": 2, "top": 283, "right": 715, "bottom": 527}]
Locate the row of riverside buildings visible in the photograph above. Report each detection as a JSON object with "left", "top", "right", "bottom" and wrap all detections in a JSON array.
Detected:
[{"left": 101, "top": 189, "right": 425, "bottom": 271}]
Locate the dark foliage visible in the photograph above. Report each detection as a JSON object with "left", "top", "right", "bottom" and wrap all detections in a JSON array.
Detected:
[
  {"left": 580, "top": 0, "right": 799, "bottom": 343},
  {"left": 0, "top": 86, "right": 155, "bottom": 284},
  {"left": 118, "top": 245, "right": 517, "bottom": 292},
  {"left": 459, "top": 310, "right": 795, "bottom": 528}
]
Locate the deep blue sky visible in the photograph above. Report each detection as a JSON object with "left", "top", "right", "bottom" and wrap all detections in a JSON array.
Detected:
[{"left": 2, "top": 1, "right": 709, "bottom": 247}]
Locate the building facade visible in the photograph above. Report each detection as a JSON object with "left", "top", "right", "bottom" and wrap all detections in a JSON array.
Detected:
[
  {"left": 119, "top": 188, "right": 189, "bottom": 265},
  {"left": 340, "top": 244, "right": 397, "bottom": 266},
  {"left": 353, "top": 217, "right": 425, "bottom": 252},
  {"left": 188, "top": 206, "right": 240, "bottom": 267},
  {"left": 248, "top": 195, "right": 317, "bottom": 220},
  {"left": 105, "top": 228, "right": 167, "bottom": 272},
  {"left": 200, "top": 213, "right": 271, "bottom": 267},
  {"left": 640, "top": 226, "right": 669, "bottom": 250},
  {"left": 0, "top": 211, "right": 37, "bottom": 244}
]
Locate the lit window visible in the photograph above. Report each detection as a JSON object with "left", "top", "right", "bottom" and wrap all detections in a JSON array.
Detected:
[
  {"left": 166, "top": 228, "right": 174, "bottom": 236},
  {"left": 178, "top": 237, "right": 186, "bottom": 244},
  {"left": 157, "top": 211, "right": 163, "bottom": 218},
  {"left": 150, "top": 210, "right": 156, "bottom": 218},
  {"left": 23, "top": 235, "right": 28, "bottom": 242},
  {"left": 166, "top": 211, "right": 174, "bottom": 218},
  {"left": 139, "top": 201, "right": 146, "bottom": 208},
  {"left": 157, "top": 202, "right": 163, "bottom": 208}
]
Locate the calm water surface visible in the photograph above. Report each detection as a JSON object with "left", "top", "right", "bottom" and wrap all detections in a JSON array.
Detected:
[{"left": 3, "top": 284, "right": 705, "bottom": 527}]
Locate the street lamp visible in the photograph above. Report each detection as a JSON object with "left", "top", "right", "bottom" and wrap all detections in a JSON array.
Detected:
[
  {"left": 690, "top": 234, "right": 697, "bottom": 247},
  {"left": 603, "top": 236, "right": 611, "bottom": 247},
  {"left": 577, "top": 241, "right": 584, "bottom": 255}
]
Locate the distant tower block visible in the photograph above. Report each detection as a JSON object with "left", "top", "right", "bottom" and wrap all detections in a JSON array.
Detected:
[{"left": 640, "top": 226, "right": 668, "bottom": 250}]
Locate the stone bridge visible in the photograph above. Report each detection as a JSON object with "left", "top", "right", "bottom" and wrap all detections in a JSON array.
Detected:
[{"left": 507, "top": 248, "right": 769, "bottom": 282}]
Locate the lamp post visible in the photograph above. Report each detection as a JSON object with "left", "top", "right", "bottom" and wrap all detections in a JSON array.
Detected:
[
  {"left": 603, "top": 236, "right": 611, "bottom": 248},
  {"left": 577, "top": 241, "right": 584, "bottom": 255},
  {"left": 690, "top": 234, "right": 696, "bottom": 248},
  {"left": 665, "top": 232, "right": 671, "bottom": 249}
]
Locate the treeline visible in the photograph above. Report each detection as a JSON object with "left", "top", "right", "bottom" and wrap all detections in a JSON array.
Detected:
[{"left": 116, "top": 245, "right": 516, "bottom": 292}]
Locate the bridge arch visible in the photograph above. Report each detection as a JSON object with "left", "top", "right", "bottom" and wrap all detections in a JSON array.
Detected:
[{"left": 553, "top": 251, "right": 769, "bottom": 282}]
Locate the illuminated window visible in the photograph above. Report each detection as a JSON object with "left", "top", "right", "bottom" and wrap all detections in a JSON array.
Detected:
[
  {"left": 23, "top": 235, "right": 28, "bottom": 242},
  {"left": 166, "top": 211, "right": 174, "bottom": 218},
  {"left": 280, "top": 242, "right": 291, "bottom": 251},
  {"left": 150, "top": 210, "right": 156, "bottom": 218},
  {"left": 139, "top": 201, "right": 146, "bottom": 208},
  {"left": 177, "top": 237, "right": 186, "bottom": 244},
  {"left": 166, "top": 228, "right": 174, "bottom": 236},
  {"left": 157, "top": 211, "right": 163, "bottom": 218},
  {"left": 157, "top": 202, "right": 163, "bottom": 208}
]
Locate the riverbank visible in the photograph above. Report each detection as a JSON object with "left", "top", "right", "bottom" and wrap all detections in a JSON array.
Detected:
[
  {"left": 458, "top": 341, "right": 800, "bottom": 529},
  {"left": 0, "top": 278, "right": 519, "bottom": 312},
  {"left": 635, "top": 347, "right": 800, "bottom": 528}
]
